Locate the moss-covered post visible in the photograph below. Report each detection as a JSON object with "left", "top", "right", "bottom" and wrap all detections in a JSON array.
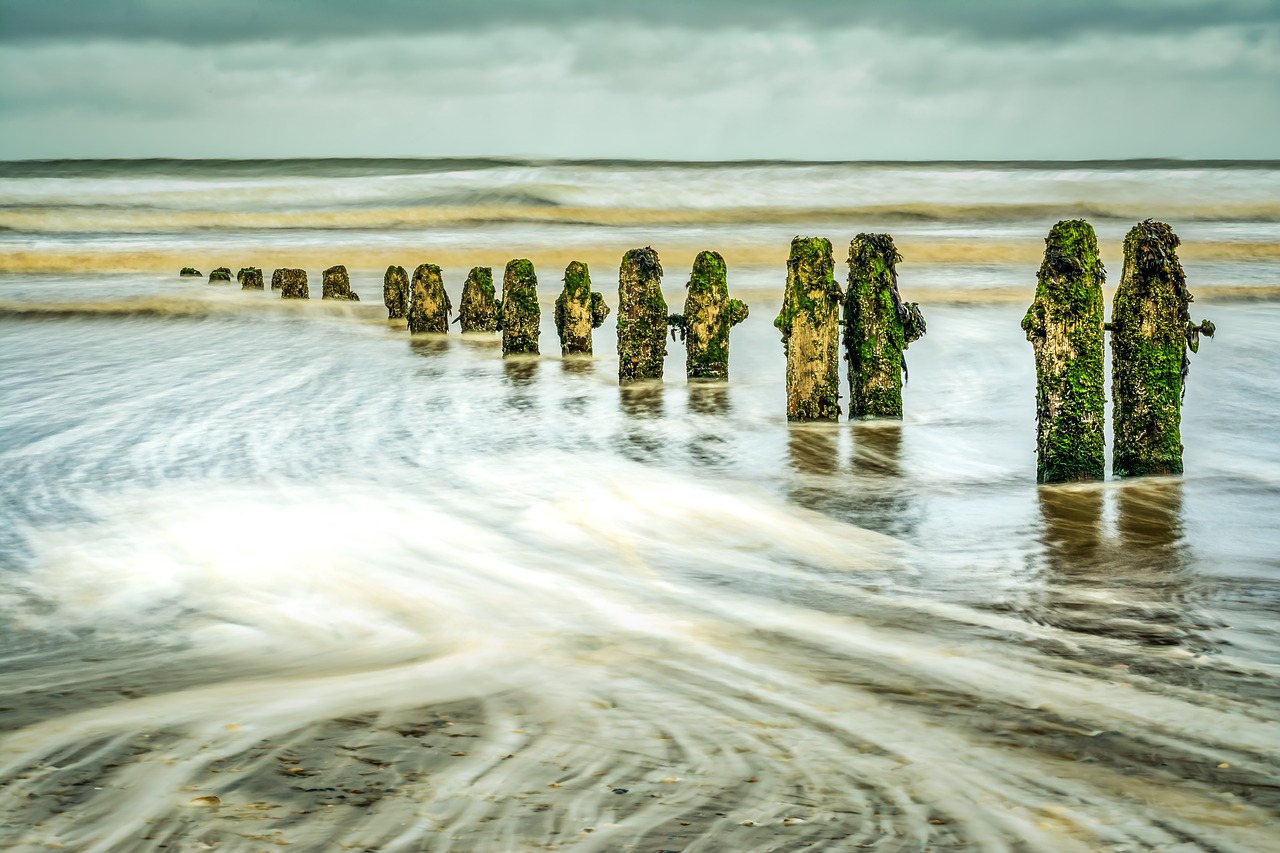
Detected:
[
  {"left": 321, "top": 264, "right": 360, "bottom": 301},
  {"left": 1111, "top": 220, "right": 1214, "bottom": 477},
  {"left": 616, "top": 247, "right": 667, "bottom": 383},
  {"left": 180, "top": 267, "right": 202, "bottom": 277},
  {"left": 407, "top": 263, "right": 451, "bottom": 333},
  {"left": 276, "top": 268, "right": 308, "bottom": 300},
  {"left": 669, "top": 250, "right": 749, "bottom": 381},
  {"left": 1021, "top": 220, "right": 1106, "bottom": 483},
  {"left": 457, "top": 267, "right": 500, "bottom": 333},
  {"left": 775, "top": 237, "right": 842, "bottom": 421},
  {"left": 843, "top": 234, "right": 926, "bottom": 419},
  {"left": 383, "top": 265, "right": 409, "bottom": 319},
  {"left": 501, "top": 259, "right": 539, "bottom": 355},
  {"left": 554, "top": 261, "right": 609, "bottom": 355},
  {"left": 208, "top": 267, "right": 232, "bottom": 283},
  {"left": 237, "top": 267, "right": 264, "bottom": 290}
]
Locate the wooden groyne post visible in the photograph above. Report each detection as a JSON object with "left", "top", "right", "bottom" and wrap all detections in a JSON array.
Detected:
[
  {"left": 1111, "top": 220, "right": 1214, "bottom": 477},
  {"left": 1021, "top": 220, "right": 1106, "bottom": 483},
  {"left": 458, "top": 267, "right": 500, "bottom": 333},
  {"left": 617, "top": 247, "right": 667, "bottom": 383},
  {"left": 554, "top": 261, "right": 609, "bottom": 355},
  {"left": 383, "top": 265, "right": 409, "bottom": 319},
  {"left": 775, "top": 236, "right": 842, "bottom": 421},
  {"left": 501, "top": 259, "right": 540, "bottom": 355},
  {"left": 208, "top": 267, "right": 232, "bottom": 283},
  {"left": 669, "top": 250, "right": 748, "bottom": 381},
  {"left": 844, "top": 234, "right": 926, "bottom": 418},
  {"left": 408, "top": 264, "right": 451, "bottom": 333},
  {"left": 275, "top": 268, "right": 308, "bottom": 299},
  {"left": 322, "top": 264, "right": 360, "bottom": 301},
  {"left": 238, "top": 267, "right": 264, "bottom": 290}
]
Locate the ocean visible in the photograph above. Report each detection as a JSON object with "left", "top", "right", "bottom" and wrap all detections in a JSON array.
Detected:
[{"left": 1, "top": 159, "right": 1278, "bottom": 851}]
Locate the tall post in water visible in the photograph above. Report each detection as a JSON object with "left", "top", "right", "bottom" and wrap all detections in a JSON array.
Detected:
[
  {"left": 1111, "top": 220, "right": 1214, "bottom": 477},
  {"left": 237, "top": 267, "right": 264, "bottom": 290},
  {"left": 616, "top": 247, "right": 667, "bottom": 383},
  {"left": 408, "top": 264, "right": 451, "bottom": 333},
  {"left": 670, "top": 250, "right": 748, "bottom": 380},
  {"left": 843, "top": 234, "right": 926, "bottom": 419},
  {"left": 321, "top": 264, "right": 359, "bottom": 301},
  {"left": 775, "top": 236, "right": 842, "bottom": 421},
  {"left": 383, "top": 265, "right": 409, "bottom": 320},
  {"left": 275, "top": 268, "right": 309, "bottom": 299},
  {"left": 457, "top": 267, "right": 500, "bottom": 333},
  {"left": 501, "top": 259, "right": 540, "bottom": 355},
  {"left": 554, "top": 261, "right": 609, "bottom": 355},
  {"left": 1021, "top": 220, "right": 1106, "bottom": 483}
]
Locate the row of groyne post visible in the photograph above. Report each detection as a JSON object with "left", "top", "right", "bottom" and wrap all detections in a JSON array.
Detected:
[{"left": 183, "top": 217, "right": 1212, "bottom": 482}]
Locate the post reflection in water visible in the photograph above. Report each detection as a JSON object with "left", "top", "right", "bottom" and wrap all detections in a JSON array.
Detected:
[
  {"left": 849, "top": 423, "right": 919, "bottom": 540},
  {"left": 687, "top": 383, "right": 732, "bottom": 468},
  {"left": 503, "top": 356, "right": 540, "bottom": 414},
  {"left": 406, "top": 334, "right": 449, "bottom": 376},
  {"left": 559, "top": 354, "right": 595, "bottom": 377},
  {"left": 617, "top": 383, "right": 666, "bottom": 462}
]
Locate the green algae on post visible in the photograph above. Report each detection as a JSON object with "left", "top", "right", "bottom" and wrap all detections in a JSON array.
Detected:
[
  {"left": 1111, "top": 220, "right": 1215, "bottom": 477},
  {"left": 208, "top": 267, "right": 232, "bottom": 283},
  {"left": 1021, "top": 220, "right": 1106, "bottom": 483},
  {"left": 383, "top": 265, "right": 409, "bottom": 319},
  {"left": 775, "top": 236, "right": 842, "bottom": 421},
  {"left": 501, "top": 259, "right": 540, "bottom": 354},
  {"left": 408, "top": 264, "right": 451, "bottom": 333},
  {"left": 616, "top": 247, "right": 667, "bottom": 383},
  {"left": 179, "top": 267, "right": 201, "bottom": 278},
  {"left": 275, "top": 268, "right": 309, "bottom": 300},
  {"left": 554, "top": 261, "right": 609, "bottom": 355},
  {"left": 322, "top": 264, "right": 360, "bottom": 301},
  {"left": 669, "top": 250, "right": 748, "bottom": 381},
  {"left": 237, "top": 267, "right": 264, "bottom": 290},
  {"left": 458, "top": 267, "right": 499, "bottom": 333},
  {"left": 843, "top": 234, "right": 926, "bottom": 419}
]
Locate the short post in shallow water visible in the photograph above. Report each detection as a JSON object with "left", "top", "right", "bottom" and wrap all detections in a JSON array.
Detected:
[
  {"left": 1111, "top": 220, "right": 1215, "bottom": 477},
  {"left": 238, "top": 267, "right": 264, "bottom": 290},
  {"left": 554, "top": 261, "right": 609, "bottom": 355},
  {"left": 208, "top": 267, "right": 232, "bottom": 283},
  {"left": 1021, "top": 220, "right": 1106, "bottom": 483},
  {"left": 843, "top": 234, "right": 926, "bottom": 419},
  {"left": 275, "top": 268, "right": 309, "bottom": 299},
  {"left": 180, "top": 267, "right": 201, "bottom": 278},
  {"left": 383, "top": 265, "right": 409, "bottom": 319},
  {"left": 458, "top": 267, "right": 500, "bottom": 333},
  {"left": 775, "top": 236, "right": 842, "bottom": 421},
  {"left": 669, "top": 250, "right": 748, "bottom": 381},
  {"left": 322, "top": 264, "right": 360, "bottom": 301},
  {"left": 616, "top": 246, "right": 667, "bottom": 383},
  {"left": 408, "top": 264, "right": 451, "bottom": 333},
  {"left": 501, "top": 259, "right": 540, "bottom": 354}
]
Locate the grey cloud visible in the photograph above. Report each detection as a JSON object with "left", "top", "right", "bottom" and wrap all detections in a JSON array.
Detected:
[{"left": 2, "top": 0, "right": 1279, "bottom": 44}]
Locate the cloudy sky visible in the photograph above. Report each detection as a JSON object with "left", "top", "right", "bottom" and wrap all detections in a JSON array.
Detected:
[{"left": 1, "top": 0, "right": 1277, "bottom": 160}]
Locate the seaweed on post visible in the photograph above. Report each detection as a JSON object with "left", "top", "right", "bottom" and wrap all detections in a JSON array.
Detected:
[
  {"left": 669, "top": 250, "right": 748, "bottom": 381},
  {"left": 208, "top": 267, "right": 232, "bottom": 283},
  {"left": 457, "top": 267, "right": 500, "bottom": 333},
  {"left": 554, "top": 261, "right": 609, "bottom": 355},
  {"left": 1021, "top": 220, "right": 1106, "bottom": 483},
  {"left": 843, "top": 234, "right": 925, "bottom": 419},
  {"left": 775, "top": 236, "right": 842, "bottom": 421},
  {"left": 616, "top": 247, "right": 667, "bottom": 383},
  {"left": 237, "top": 267, "right": 264, "bottom": 290},
  {"left": 408, "top": 264, "right": 451, "bottom": 333},
  {"left": 501, "top": 259, "right": 540, "bottom": 355},
  {"left": 1111, "top": 219, "right": 1214, "bottom": 477}
]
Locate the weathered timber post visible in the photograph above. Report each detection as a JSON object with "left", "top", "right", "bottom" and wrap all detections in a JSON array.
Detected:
[
  {"left": 775, "top": 236, "right": 842, "bottom": 421},
  {"left": 843, "top": 234, "right": 926, "bottom": 419},
  {"left": 383, "top": 265, "right": 409, "bottom": 319},
  {"left": 1021, "top": 220, "right": 1106, "bottom": 483},
  {"left": 180, "top": 267, "right": 201, "bottom": 277},
  {"left": 1111, "top": 220, "right": 1215, "bottom": 477},
  {"left": 209, "top": 267, "right": 232, "bottom": 283},
  {"left": 276, "top": 268, "right": 309, "bottom": 299},
  {"left": 457, "top": 267, "right": 500, "bottom": 333},
  {"left": 321, "top": 264, "right": 360, "bottom": 301},
  {"left": 669, "top": 250, "right": 748, "bottom": 381},
  {"left": 554, "top": 261, "right": 609, "bottom": 355},
  {"left": 617, "top": 247, "right": 667, "bottom": 383},
  {"left": 237, "top": 267, "right": 264, "bottom": 290},
  {"left": 501, "top": 259, "right": 539, "bottom": 355},
  {"left": 407, "top": 263, "right": 451, "bottom": 333}
]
